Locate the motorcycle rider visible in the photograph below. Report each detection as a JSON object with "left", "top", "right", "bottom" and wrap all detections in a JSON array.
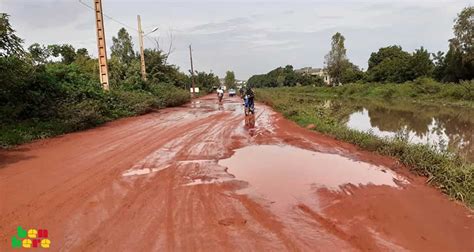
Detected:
[{"left": 244, "top": 85, "right": 255, "bottom": 114}]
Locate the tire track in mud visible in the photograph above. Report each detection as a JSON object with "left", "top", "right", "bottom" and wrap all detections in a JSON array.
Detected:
[{"left": 1, "top": 96, "right": 473, "bottom": 251}]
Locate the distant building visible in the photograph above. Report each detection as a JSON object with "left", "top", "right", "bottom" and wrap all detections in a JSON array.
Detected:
[
  {"left": 295, "top": 67, "right": 331, "bottom": 85},
  {"left": 219, "top": 79, "right": 245, "bottom": 90},
  {"left": 236, "top": 80, "right": 245, "bottom": 85}
]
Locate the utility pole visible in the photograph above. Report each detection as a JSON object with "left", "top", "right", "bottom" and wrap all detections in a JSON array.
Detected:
[
  {"left": 93, "top": 0, "right": 109, "bottom": 90},
  {"left": 189, "top": 44, "right": 195, "bottom": 98},
  {"left": 137, "top": 15, "right": 147, "bottom": 81}
]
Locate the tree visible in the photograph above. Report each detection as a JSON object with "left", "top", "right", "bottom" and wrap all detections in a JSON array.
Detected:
[
  {"left": 443, "top": 40, "right": 472, "bottom": 82},
  {"left": 432, "top": 51, "right": 446, "bottom": 81},
  {"left": 76, "top": 48, "right": 90, "bottom": 59},
  {"left": 195, "top": 71, "right": 220, "bottom": 92},
  {"left": 433, "top": 7, "right": 474, "bottom": 82},
  {"left": 48, "top": 44, "right": 77, "bottom": 64},
  {"left": 408, "top": 47, "right": 434, "bottom": 80},
  {"left": 453, "top": 6, "right": 474, "bottom": 62},
  {"left": 366, "top": 45, "right": 411, "bottom": 82},
  {"left": 340, "top": 61, "right": 364, "bottom": 84},
  {"left": 441, "top": 6, "right": 474, "bottom": 82},
  {"left": 247, "top": 65, "right": 324, "bottom": 87},
  {"left": 111, "top": 28, "right": 135, "bottom": 64},
  {"left": 325, "top": 32, "right": 347, "bottom": 85},
  {"left": 109, "top": 28, "right": 139, "bottom": 87},
  {"left": 144, "top": 49, "right": 168, "bottom": 82},
  {"left": 0, "top": 13, "right": 24, "bottom": 57},
  {"left": 28, "top": 43, "right": 50, "bottom": 65},
  {"left": 144, "top": 48, "right": 186, "bottom": 86},
  {"left": 224, "top": 71, "right": 236, "bottom": 88}
]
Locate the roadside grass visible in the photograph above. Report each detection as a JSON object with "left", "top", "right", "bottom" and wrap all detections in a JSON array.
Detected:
[
  {"left": 258, "top": 86, "right": 474, "bottom": 208},
  {"left": 272, "top": 78, "right": 474, "bottom": 107},
  {"left": 0, "top": 84, "right": 190, "bottom": 148}
]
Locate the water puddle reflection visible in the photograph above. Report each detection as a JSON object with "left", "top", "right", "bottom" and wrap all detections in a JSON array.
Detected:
[
  {"left": 219, "top": 145, "right": 407, "bottom": 208},
  {"left": 319, "top": 99, "right": 474, "bottom": 162}
]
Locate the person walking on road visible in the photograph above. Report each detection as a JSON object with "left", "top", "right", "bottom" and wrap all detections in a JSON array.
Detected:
[{"left": 217, "top": 87, "right": 224, "bottom": 103}]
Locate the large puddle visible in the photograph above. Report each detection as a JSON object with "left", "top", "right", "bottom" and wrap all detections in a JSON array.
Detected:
[{"left": 219, "top": 145, "right": 406, "bottom": 208}]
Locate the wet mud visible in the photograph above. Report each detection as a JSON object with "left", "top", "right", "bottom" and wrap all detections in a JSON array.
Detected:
[{"left": 1, "top": 95, "right": 473, "bottom": 251}]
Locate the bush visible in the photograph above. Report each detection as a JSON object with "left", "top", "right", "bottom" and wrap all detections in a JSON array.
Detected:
[
  {"left": 149, "top": 83, "right": 190, "bottom": 107},
  {"left": 0, "top": 63, "right": 191, "bottom": 147},
  {"left": 0, "top": 18, "right": 193, "bottom": 147},
  {"left": 411, "top": 77, "right": 442, "bottom": 94}
]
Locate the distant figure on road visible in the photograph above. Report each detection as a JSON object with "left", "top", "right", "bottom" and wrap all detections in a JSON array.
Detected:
[
  {"left": 244, "top": 86, "right": 255, "bottom": 115},
  {"left": 217, "top": 87, "right": 224, "bottom": 103}
]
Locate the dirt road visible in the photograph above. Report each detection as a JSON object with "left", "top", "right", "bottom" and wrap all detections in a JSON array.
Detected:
[{"left": 1, "top": 96, "right": 473, "bottom": 251}]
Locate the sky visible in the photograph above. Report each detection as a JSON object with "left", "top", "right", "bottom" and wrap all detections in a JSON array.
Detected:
[{"left": 2, "top": 0, "right": 472, "bottom": 79}]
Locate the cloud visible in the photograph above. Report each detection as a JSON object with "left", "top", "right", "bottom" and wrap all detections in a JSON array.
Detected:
[
  {"left": 2, "top": 0, "right": 471, "bottom": 79},
  {"left": 190, "top": 17, "right": 252, "bottom": 34},
  {"left": 2, "top": 0, "right": 89, "bottom": 29}
]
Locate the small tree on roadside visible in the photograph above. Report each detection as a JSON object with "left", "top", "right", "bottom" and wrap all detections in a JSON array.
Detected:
[
  {"left": 325, "top": 32, "right": 347, "bottom": 86},
  {"left": 224, "top": 70, "right": 236, "bottom": 88},
  {"left": 111, "top": 28, "right": 135, "bottom": 64}
]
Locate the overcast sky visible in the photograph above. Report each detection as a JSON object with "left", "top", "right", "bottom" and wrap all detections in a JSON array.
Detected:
[{"left": 2, "top": 0, "right": 472, "bottom": 79}]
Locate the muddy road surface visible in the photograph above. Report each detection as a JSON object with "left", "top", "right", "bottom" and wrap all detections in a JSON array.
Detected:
[{"left": 1, "top": 96, "right": 473, "bottom": 251}]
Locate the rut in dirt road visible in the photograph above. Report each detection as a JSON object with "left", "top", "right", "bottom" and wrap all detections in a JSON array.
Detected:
[{"left": 1, "top": 96, "right": 473, "bottom": 251}]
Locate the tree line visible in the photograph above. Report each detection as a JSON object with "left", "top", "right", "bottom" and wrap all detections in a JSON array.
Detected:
[
  {"left": 249, "top": 6, "right": 473, "bottom": 87},
  {"left": 0, "top": 13, "right": 217, "bottom": 146},
  {"left": 248, "top": 65, "right": 325, "bottom": 88}
]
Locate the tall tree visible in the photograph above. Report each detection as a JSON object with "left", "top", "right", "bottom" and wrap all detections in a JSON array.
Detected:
[
  {"left": 444, "top": 6, "right": 474, "bottom": 82},
  {"left": 0, "top": 13, "right": 24, "bottom": 57},
  {"left": 224, "top": 70, "right": 236, "bottom": 88},
  {"left": 111, "top": 28, "right": 135, "bottom": 64},
  {"left": 325, "top": 32, "right": 347, "bottom": 86},
  {"left": 432, "top": 51, "right": 447, "bottom": 81},
  {"left": 453, "top": 6, "right": 474, "bottom": 62}
]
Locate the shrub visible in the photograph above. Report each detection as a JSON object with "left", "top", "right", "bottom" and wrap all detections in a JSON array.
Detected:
[{"left": 411, "top": 77, "right": 442, "bottom": 94}]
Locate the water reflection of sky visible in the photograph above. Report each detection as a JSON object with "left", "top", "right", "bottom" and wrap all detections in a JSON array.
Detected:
[{"left": 347, "top": 109, "right": 460, "bottom": 153}]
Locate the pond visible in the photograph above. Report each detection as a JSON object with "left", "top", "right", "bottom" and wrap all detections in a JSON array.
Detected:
[{"left": 324, "top": 99, "right": 473, "bottom": 162}]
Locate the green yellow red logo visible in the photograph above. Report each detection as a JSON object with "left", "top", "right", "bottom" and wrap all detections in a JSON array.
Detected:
[{"left": 11, "top": 226, "right": 50, "bottom": 249}]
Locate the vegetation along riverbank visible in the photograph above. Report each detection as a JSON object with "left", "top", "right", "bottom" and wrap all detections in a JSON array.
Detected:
[{"left": 257, "top": 85, "right": 474, "bottom": 208}]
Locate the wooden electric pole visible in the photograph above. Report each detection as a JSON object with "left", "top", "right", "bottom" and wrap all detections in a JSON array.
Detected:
[
  {"left": 93, "top": 0, "right": 110, "bottom": 90},
  {"left": 137, "top": 15, "right": 147, "bottom": 81},
  {"left": 189, "top": 44, "right": 195, "bottom": 98}
]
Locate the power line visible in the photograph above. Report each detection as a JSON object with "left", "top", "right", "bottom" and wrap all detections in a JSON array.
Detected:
[
  {"left": 78, "top": 0, "right": 161, "bottom": 49},
  {"left": 77, "top": 0, "right": 138, "bottom": 32}
]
